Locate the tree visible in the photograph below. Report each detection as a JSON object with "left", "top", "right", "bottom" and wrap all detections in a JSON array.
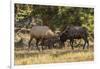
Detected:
[{"left": 14, "top": 4, "right": 94, "bottom": 35}]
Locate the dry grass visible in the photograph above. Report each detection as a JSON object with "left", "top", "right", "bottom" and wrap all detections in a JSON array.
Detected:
[{"left": 14, "top": 46, "right": 94, "bottom": 65}]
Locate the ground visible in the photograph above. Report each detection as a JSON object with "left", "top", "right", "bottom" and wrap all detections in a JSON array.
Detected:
[{"left": 14, "top": 45, "right": 94, "bottom": 65}]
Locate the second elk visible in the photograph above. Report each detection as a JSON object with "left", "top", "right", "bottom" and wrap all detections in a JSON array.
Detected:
[{"left": 59, "top": 26, "right": 89, "bottom": 50}]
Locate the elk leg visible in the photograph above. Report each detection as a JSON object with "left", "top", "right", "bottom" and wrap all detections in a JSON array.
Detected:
[
  {"left": 60, "top": 42, "right": 64, "bottom": 48},
  {"left": 70, "top": 39, "right": 74, "bottom": 50},
  {"left": 83, "top": 35, "right": 89, "bottom": 49},
  {"left": 41, "top": 38, "right": 45, "bottom": 50},
  {"left": 36, "top": 39, "right": 40, "bottom": 51},
  {"left": 48, "top": 44, "right": 51, "bottom": 49},
  {"left": 52, "top": 43, "right": 55, "bottom": 49},
  {"left": 83, "top": 39, "right": 87, "bottom": 49},
  {"left": 83, "top": 38, "right": 89, "bottom": 49},
  {"left": 28, "top": 36, "right": 33, "bottom": 50},
  {"left": 49, "top": 42, "right": 53, "bottom": 49},
  {"left": 87, "top": 39, "right": 89, "bottom": 49}
]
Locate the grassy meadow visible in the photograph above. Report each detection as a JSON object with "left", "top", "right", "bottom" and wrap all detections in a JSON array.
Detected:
[{"left": 15, "top": 45, "right": 94, "bottom": 65}]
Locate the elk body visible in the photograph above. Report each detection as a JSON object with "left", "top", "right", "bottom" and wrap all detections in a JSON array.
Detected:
[
  {"left": 28, "top": 26, "right": 55, "bottom": 51},
  {"left": 59, "top": 26, "right": 89, "bottom": 50}
]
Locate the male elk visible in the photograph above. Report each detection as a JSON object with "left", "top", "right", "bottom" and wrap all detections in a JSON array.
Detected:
[{"left": 59, "top": 26, "right": 89, "bottom": 50}]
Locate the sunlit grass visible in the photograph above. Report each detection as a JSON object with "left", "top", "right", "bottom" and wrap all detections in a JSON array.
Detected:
[{"left": 15, "top": 47, "right": 94, "bottom": 65}]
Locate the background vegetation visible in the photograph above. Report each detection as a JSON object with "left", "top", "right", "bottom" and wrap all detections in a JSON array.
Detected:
[{"left": 15, "top": 4, "right": 94, "bottom": 32}]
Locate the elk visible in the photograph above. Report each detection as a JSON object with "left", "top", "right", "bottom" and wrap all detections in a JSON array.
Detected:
[
  {"left": 59, "top": 26, "right": 89, "bottom": 50},
  {"left": 28, "top": 26, "right": 55, "bottom": 51}
]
